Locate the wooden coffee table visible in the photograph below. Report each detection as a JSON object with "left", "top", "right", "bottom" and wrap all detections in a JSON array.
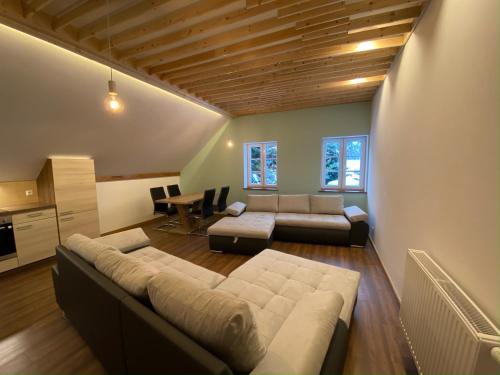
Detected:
[{"left": 157, "top": 193, "right": 203, "bottom": 234}]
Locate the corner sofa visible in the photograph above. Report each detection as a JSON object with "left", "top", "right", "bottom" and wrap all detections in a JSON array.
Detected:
[
  {"left": 52, "top": 228, "right": 360, "bottom": 375},
  {"left": 208, "top": 194, "right": 369, "bottom": 254}
]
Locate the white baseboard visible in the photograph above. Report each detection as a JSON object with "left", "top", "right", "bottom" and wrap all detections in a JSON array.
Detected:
[{"left": 369, "top": 234, "right": 401, "bottom": 303}]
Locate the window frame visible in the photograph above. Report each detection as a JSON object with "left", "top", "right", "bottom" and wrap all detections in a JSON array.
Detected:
[
  {"left": 244, "top": 141, "right": 278, "bottom": 189},
  {"left": 320, "top": 135, "right": 368, "bottom": 192}
]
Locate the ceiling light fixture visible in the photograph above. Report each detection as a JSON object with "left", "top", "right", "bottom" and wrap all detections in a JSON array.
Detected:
[
  {"left": 357, "top": 41, "right": 376, "bottom": 52},
  {"left": 103, "top": 0, "right": 124, "bottom": 114},
  {"left": 227, "top": 140, "right": 234, "bottom": 148},
  {"left": 350, "top": 78, "right": 367, "bottom": 85}
]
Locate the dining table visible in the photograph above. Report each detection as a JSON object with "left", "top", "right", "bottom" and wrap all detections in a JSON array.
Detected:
[{"left": 156, "top": 192, "right": 203, "bottom": 234}]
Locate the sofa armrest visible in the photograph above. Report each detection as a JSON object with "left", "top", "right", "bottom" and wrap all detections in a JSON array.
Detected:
[{"left": 343, "top": 206, "right": 368, "bottom": 223}]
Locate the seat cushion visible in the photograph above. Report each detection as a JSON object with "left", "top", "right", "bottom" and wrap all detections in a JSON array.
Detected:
[
  {"left": 129, "top": 246, "right": 225, "bottom": 288},
  {"left": 148, "top": 272, "right": 267, "bottom": 372},
  {"left": 65, "top": 233, "right": 118, "bottom": 265},
  {"left": 226, "top": 201, "right": 246, "bottom": 216},
  {"left": 247, "top": 195, "right": 278, "bottom": 213},
  {"left": 278, "top": 194, "right": 310, "bottom": 214},
  {"left": 94, "top": 228, "right": 151, "bottom": 253},
  {"left": 275, "top": 213, "right": 351, "bottom": 231},
  {"left": 95, "top": 249, "right": 159, "bottom": 300},
  {"left": 207, "top": 212, "right": 275, "bottom": 239},
  {"left": 343, "top": 206, "right": 368, "bottom": 223},
  {"left": 310, "top": 195, "right": 344, "bottom": 215},
  {"left": 216, "top": 250, "right": 359, "bottom": 375}
]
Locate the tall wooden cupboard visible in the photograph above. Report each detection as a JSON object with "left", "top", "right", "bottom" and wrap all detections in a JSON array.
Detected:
[{"left": 37, "top": 158, "right": 100, "bottom": 243}]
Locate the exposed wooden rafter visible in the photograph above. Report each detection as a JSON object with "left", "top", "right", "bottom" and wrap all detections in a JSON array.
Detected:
[{"left": 1, "top": 0, "right": 427, "bottom": 116}]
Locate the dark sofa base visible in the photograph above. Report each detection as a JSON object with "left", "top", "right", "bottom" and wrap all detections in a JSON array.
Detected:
[
  {"left": 209, "top": 234, "right": 273, "bottom": 255},
  {"left": 274, "top": 225, "right": 350, "bottom": 246}
]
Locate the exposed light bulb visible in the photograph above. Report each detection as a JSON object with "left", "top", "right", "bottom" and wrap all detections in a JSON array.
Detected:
[
  {"left": 104, "top": 79, "right": 124, "bottom": 114},
  {"left": 350, "top": 78, "right": 366, "bottom": 85},
  {"left": 227, "top": 140, "right": 234, "bottom": 148}
]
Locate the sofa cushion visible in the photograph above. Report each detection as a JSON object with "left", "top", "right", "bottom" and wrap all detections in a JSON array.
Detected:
[
  {"left": 95, "top": 228, "right": 151, "bottom": 253},
  {"left": 148, "top": 272, "right": 267, "bottom": 372},
  {"left": 95, "top": 249, "right": 159, "bottom": 300},
  {"left": 278, "top": 194, "right": 310, "bottom": 214},
  {"left": 343, "top": 206, "right": 368, "bottom": 223},
  {"left": 310, "top": 195, "right": 344, "bottom": 215},
  {"left": 226, "top": 201, "right": 246, "bottom": 216},
  {"left": 247, "top": 195, "right": 278, "bottom": 213},
  {"left": 275, "top": 213, "right": 351, "bottom": 231},
  {"left": 65, "top": 233, "right": 118, "bottom": 265},
  {"left": 129, "top": 246, "right": 225, "bottom": 288},
  {"left": 207, "top": 212, "right": 275, "bottom": 239},
  {"left": 251, "top": 291, "right": 344, "bottom": 375}
]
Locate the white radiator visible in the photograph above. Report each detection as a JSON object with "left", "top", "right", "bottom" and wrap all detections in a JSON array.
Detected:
[{"left": 400, "top": 249, "right": 500, "bottom": 375}]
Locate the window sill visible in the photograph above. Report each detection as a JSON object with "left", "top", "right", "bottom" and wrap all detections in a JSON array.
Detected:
[
  {"left": 242, "top": 187, "right": 279, "bottom": 191},
  {"left": 318, "top": 189, "right": 366, "bottom": 194}
]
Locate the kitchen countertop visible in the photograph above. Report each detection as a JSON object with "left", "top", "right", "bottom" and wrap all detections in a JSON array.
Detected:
[{"left": 0, "top": 202, "right": 56, "bottom": 215}]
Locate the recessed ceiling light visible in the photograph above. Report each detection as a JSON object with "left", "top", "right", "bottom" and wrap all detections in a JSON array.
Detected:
[
  {"left": 350, "top": 78, "right": 366, "bottom": 85},
  {"left": 357, "top": 41, "right": 376, "bottom": 52}
]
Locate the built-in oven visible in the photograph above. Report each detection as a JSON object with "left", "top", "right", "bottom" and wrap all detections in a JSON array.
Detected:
[{"left": 0, "top": 215, "right": 16, "bottom": 259}]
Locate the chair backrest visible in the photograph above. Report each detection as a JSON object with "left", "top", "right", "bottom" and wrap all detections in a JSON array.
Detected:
[
  {"left": 217, "top": 186, "right": 230, "bottom": 212},
  {"left": 150, "top": 187, "right": 166, "bottom": 201},
  {"left": 202, "top": 188, "right": 216, "bottom": 218},
  {"left": 167, "top": 184, "right": 181, "bottom": 197}
]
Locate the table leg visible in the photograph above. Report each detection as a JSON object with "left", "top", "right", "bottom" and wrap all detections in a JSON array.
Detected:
[{"left": 176, "top": 205, "right": 194, "bottom": 233}]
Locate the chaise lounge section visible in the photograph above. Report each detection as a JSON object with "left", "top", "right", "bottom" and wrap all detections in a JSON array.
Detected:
[
  {"left": 208, "top": 194, "right": 368, "bottom": 254},
  {"left": 52, "top": 229, "right": 360, "bottom": 375}
]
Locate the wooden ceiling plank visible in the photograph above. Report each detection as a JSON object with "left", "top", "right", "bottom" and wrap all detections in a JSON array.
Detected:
[
  {"left": 52, "top": 0, "right": 107, "bottom": 31},
  {"left": 296, "top": 0, "right": 419, "bottom": 29},
  {"left": 162, "top": 34, "right": 404, "bottom": 81},
  {"left": 171, "top": 45, "right": 399, "bottom": 86},
  {"left": 23, "top": 0, "right": 53, "bottom": 17},
  {"left": 78, "top": 0, "right": 173, "bottom": 42},
  {"left": 135, "top": 0, "right": 346, "bottom": 68},
  {"left": 278, "top": 0, "right": 344, "bottom": 18},
  {"left": 302, "top": 5, "right": 422, "bottom": 40},
  {"left": 188, "top": 58, "right": 392, "bottom": 94}
]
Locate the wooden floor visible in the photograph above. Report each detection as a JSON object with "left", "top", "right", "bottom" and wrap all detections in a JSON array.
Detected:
[{"left": 0, "top": 219, "right": 416, "bottom": 374}]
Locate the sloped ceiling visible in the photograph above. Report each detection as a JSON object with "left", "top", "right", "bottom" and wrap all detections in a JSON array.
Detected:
[{"left": 0, "top": 24, "right": 228, "bottom": 181}]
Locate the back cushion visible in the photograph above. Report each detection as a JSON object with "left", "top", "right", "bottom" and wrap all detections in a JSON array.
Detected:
[
  {"left": 246, "top": 194, "right": 278, "bottom": 212},
  {"left": 278, "top": 194, "right": 310, "bottom": 213},
  {"left": 95, "top": 250, "right": 159, "bottom": 300},
  {"left": 95, "top": 228, "right": 151, "bottom": 253},
  {"left": 148, "top": 272, "right": 267, "bottom": 372},
  {"left": 310, "top": 195, "right": 344, "bottom": 215},
  {"left": 65, "top": 233, "right": 117, "bottom": 265}
]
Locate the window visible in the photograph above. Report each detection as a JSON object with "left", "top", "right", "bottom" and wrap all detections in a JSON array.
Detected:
[
  {"left": 244, "top": 141, "right": 278, "bottom": 188},
  {"left": 321, "top": 136, "right": 368, "bottom": 191}
]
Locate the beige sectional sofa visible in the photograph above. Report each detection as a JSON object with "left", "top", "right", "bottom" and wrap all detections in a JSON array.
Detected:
[
  {"left": 208, "top": 194, "right": 369, "bottom": 254},
  {"left": 54, "top": 229, "right": 360, "bottom": 375}
]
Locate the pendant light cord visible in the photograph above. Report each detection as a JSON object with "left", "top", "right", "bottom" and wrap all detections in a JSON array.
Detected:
[{"left": 106, "top": 0, "right": 112, "bottom": 80}]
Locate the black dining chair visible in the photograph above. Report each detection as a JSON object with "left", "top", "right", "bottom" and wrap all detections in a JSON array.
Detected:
[
  {"left": 192, "top": 188, "right": 216, "bottom": 219},
  {"left": 215, "top": 186, "right": 230, "bottom": 213},
  {"left": 149, "top": 187, "right": 177, "bottom": 231},
  {"left": 166, "top": 184, "right": 181, "bottom": 197}
]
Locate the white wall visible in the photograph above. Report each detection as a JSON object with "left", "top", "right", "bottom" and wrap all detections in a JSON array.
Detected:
[
  {"left": 368, "top": 0, "right": 499, "bottom": 325},
  {"left": 96, "top": 176, "right": 180, "bottom": 234}
]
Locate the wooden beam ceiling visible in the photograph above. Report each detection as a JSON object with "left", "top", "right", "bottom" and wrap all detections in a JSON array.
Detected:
[{"left": 0, "top": 0, "right": 427, "bottom": 116}]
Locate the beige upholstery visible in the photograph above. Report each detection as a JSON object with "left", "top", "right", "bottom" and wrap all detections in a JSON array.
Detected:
[
  {"left": 252, "top": 291, "right": 344, "bottom": 375},
  {"left": 310, "top": 195, "right": 344, "bottom": 215},
  {"left": 275, "top": 213, "right": 351, "bottom": 231},
  {"left": 216, "top": 249, "right": 359, "bottom": 375},
  {"left": 148, "top": 272, "right": 267, "bottom": 372},
  {"left": 278, "top": 194, "right": 310, "bottom": 213},
  {"left": 65, "top": 233, "right": 118, "bottom": 264},
  {"left": 344, "top": 206, "right": 368, "bottom": 222},
  {"left": 247, "top": 194, "right": 279, "bottom": 212},
  {"left": 207, "top": 212, "right": 275, "bottom": 239},
  {"left": 226, "top": 201, "right": 246, "bottom": 216},
  {"left": 95, "top": 228, "right": 151, "bottom": 253},
  {"left": 129, "top": 246, "right": 226, "bottom": 288},
  {"left": 95, "top": 249, "right": 158, "bottom": 300}
]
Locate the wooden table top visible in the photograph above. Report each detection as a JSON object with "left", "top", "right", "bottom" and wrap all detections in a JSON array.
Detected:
[{"left": 157, "top": 193, "right": 203, "bottom": 205}]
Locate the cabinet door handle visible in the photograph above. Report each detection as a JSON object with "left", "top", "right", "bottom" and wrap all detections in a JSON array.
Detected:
[
  {"left": 27, "top": 212, "right": 43, "bottom": 218},
  {"left": 59, "top": 211, "right": 74, "bottom": 217},
  {"left": 16, "top": 225, "right": 33, "bottom": 231},
  {"left": 60, "top": 217, "right": 74, "bottom": 222}
]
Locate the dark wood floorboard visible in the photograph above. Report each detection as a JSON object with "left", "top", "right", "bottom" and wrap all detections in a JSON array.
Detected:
[{"left": 0, "top": 219, "right": 416, "bottom": 374}]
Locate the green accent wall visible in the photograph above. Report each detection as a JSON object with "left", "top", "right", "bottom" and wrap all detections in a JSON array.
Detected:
[{"left": 180, "top": 102, "right": 371, "bottom": 211}]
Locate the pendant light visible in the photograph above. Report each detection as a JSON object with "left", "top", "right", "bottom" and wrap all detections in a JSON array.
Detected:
[{"left": 103, "top": 0, "right": 124, "bottom": 114}]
